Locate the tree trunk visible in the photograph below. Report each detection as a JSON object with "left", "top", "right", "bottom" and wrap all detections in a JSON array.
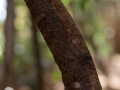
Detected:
[
  {"left": 24, "top": 0, "right": 102, "bottom": 90},
  {"left": 0, "top": 0, "right": 17, "bottom": 89},
  {"left": 31, "top": 18, "right": 44, "bottom": 90}
]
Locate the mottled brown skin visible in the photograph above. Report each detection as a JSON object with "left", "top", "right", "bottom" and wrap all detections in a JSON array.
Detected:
[{"left": 24, "top": 0, "right": 102, "bottom": 90}]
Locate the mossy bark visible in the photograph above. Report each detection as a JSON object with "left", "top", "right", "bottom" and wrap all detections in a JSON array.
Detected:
[{"left": 24, "top": 0, "right": 102, "bottom": 90}]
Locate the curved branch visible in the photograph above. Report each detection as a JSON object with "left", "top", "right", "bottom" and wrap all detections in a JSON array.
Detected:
[{"left": 24, "top": 0, "right": 102, "bottom": 90}]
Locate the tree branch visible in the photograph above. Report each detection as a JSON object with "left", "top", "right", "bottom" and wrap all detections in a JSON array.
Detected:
[{"left": 24, "top": 0, "right": 102, "bottom": 89}]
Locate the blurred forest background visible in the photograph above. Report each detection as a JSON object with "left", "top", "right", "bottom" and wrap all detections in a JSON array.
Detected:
[{"left": 0, "top": 0, "right": 120, "bottom": 90}]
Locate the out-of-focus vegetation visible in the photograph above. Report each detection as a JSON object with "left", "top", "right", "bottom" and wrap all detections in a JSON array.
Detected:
[{"left": 0, "top": 0, "right": 120, "bottom": 90}]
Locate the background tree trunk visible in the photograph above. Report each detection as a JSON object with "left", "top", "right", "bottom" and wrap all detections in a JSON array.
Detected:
[
  {"left": 0, "top": 0, "right": 17, "bottom": 89},
  {"left": 31, "top": 17, "right": 44, "bottom": 90},
  {"left": 24, "top": 0, "right": 102, "bottom": 90}
]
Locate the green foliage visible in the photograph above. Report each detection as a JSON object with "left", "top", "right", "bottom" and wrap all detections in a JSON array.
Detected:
[
  {"left": 61, "top": 0, "right": 70, "bottom": 6},
  {"left": 71, "top": 0, "right": 114, "bottom": 57},
  {"left": 0, "top": 26, "right": 4, "bottom": 64},
  {"left": 52, "top": 68, "right": 62, "bottom": 81}
]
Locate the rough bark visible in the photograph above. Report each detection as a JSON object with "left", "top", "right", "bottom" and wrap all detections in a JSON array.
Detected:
[
  {"left": 0, "top": 0, "right": 17, "bottom": 89},
  {"left": 24, "top": 0, "right": 102, "bottom": 90},
  {"left": 31, "top": 18, "right": 44, "bottom": 90}
]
